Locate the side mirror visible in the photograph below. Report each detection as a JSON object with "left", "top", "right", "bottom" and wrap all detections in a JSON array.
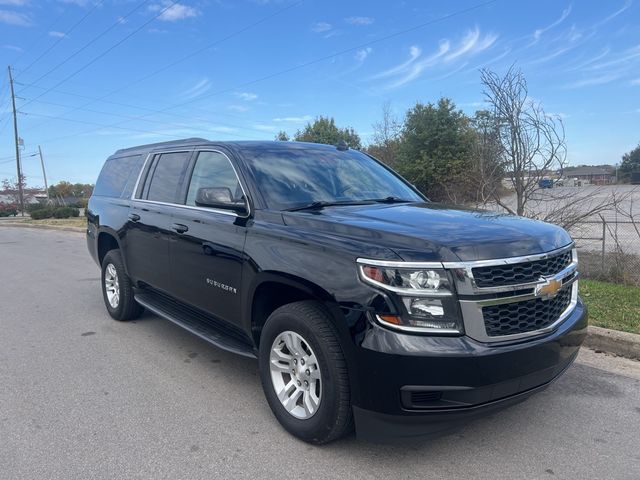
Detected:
[{"left": 195, "top": 187, "right": 247, "bottom": 214}]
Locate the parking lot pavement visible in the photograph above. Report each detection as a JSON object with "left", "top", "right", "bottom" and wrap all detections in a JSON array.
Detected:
[{"left": 1, "top": 227, "right": 640, "bottom": 480}]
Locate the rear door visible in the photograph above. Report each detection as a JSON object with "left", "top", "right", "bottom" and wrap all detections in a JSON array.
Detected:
[
  {"left": 169, "top": 149, "right": 249, "bottom": 325},
  {"left": 125, "top": 150, "right": 193, "bottom": 294}
]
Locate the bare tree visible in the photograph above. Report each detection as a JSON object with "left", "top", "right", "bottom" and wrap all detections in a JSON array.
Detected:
[
  {"left": 480, "top": 66, "right": 566, "bottom": 216},
  {"left": 367, "top": 101, "right": 403, "bottom": 168},
  {"left": 469, "top": 110, "right": 505, "bottom": 204}
]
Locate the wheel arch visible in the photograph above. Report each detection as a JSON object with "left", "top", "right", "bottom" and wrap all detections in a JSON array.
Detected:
[
  {"left": 249, "top": 272, "right": 344, "bottom": 348},
  {"left": 97, "top": 228, "right": 125, "bottom": 271}
]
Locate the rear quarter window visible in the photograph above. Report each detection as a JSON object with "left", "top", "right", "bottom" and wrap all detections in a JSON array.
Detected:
[{"left": 93, "top": 155, "right": 144, "bottom": 198}]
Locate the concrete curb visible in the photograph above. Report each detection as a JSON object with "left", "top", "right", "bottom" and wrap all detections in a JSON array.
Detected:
[
  {"left": 0, "top": 222, "right": 85, "bottom": 233},
  {"left": 585, "top": 326, "right": 640, "bottom": 361}
]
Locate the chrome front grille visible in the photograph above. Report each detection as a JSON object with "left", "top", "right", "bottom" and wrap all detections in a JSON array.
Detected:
[
  {"left": 450, "top": 244, "right": 579, "bottom": 343},
  {"left": 482, "top": 287, "right": 573, "bottom": 337},
  {"left": 472, "top": 250, "right": 573, "bottom": 288}
]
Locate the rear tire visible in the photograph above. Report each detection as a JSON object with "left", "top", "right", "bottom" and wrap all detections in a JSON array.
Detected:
[
  {"left": 101, "top": 249, "right": 143, "bottom": 321},
  {"left": 259, "top": 301, "right": 353, "bottom": 444}
]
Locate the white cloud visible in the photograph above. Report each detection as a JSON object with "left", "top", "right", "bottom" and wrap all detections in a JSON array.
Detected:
[
  {"left": 2, "top": 44, "right": 23, "bottom": 52},
  {"left": 345, "top": 16, "right": 374, "bottom": 25},
  {"left": 181, "top": 78, "right": 211, "bottom": 100},
  {"left": 253, "top": 124, "right": 277, "bottom": 132},
  {"left": 532, "top": 5, "right": 571, "bottom": 42},
  {"left": 235, "top": 92, "right": 258, "bottom": 101},
  {"left": 594, "top": 0, "right": 632, "bottom": 28},
  {"left": 564, "top": 74, "right": 620, "bottom": 89},
  {"left": 49, "top": 30, "right": 66, "bottom": 38},
  {"left": 370, "top": 45, "right": 421, "bottom": 79},
  {"left": 311, "top": 22, "right": 332, "bottom": 33},
  {"left": 444, "top": 27, "right": 497, "bottom": 62},
  {"left": 372, "top": 28, "right": 497, "bottom": 89},
  {"left": 227, "top": 104, "right": 250, "bottom": 112},
  {"left": 273, "top": 115, "right": 312, "bottom": 123},
  {"left": 0, "top": 9, "right": 31, "bottom": 26},
  {"left": 150, "top": 1, "right": 200, "bottom": 22},
  {"left": 354, "top": 47, "right": 372, "bottom": 62},
  {"left": 59, "top": 0, "right": 94, "bottom": 6}
]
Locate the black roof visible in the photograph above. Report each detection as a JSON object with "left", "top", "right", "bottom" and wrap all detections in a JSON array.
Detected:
[{"left": 113, "top": 138, "right": 350, "bottom": 156}]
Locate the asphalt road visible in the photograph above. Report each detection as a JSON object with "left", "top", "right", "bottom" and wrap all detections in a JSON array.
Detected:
[{"left": 2, "top": 227, "right": 640, "bottom": 480}]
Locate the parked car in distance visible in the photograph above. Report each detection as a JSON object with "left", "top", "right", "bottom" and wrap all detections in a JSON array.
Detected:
[
  {"left": 538, "top": 178, "right": 554, "bottom": 189},
  {"left": 86, "top": 139, "right": 587, "bottom": 444}
]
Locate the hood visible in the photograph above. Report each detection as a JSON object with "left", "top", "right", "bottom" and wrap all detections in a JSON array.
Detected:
[{"left": 282, "top": 202, "right": 572, "bottom": 262}]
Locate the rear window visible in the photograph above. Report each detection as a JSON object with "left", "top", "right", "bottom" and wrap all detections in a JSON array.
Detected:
[{"left": 93, "top": 155, "right": 144, "bottom": 198}]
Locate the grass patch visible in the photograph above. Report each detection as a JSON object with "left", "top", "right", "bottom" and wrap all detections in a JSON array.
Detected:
[
  {"left": 581, "top": 279, "right": 640, "bottom": 334},
  {"left": 20, "top": 217, "right": 86, "bottom": 228}
]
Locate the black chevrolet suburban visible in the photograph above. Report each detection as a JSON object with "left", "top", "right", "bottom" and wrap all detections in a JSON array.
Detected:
[{"left": 87, "top": 139, "right": 587, "bottom": 444}]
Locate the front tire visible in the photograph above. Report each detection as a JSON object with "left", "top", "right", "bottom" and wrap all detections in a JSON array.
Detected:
[
  {"left": 101, "top": 249, "right": 143, "bottom": 321},
  {"left": 259, "top": 301, "right": 353, "bottom": 444}
]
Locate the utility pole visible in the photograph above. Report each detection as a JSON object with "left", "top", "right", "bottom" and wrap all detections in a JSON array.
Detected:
[
  {"left": 37, "top": 145, "right": 50, "bottom": 202},
  {"left": 8, "top": 66, "right": 25, "bottom": 216}
]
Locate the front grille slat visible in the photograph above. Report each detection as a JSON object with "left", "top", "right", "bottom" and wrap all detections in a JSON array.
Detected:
[
  {"left": 482, "top": 288, "right": 572, "bottom": 337},
  {"left": 472, "top": 250, "right": 572, "bottom": 288}
]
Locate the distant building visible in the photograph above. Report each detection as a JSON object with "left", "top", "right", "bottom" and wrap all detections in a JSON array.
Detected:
[
  {"left": 0, "top": 188, "right": 47, "bottom": 205},
  {"left": 562, "top": 165, "right": 615, "bottom": 185}
]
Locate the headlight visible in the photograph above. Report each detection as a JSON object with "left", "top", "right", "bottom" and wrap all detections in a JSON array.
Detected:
[
  {"left": 359, "top": 265, "right": 452, "bottom": 295},
  {"left": 358, "top": 262, "right": 463, "bottom": 334}
]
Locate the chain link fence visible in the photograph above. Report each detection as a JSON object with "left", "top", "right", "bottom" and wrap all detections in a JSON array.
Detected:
[{"left": 569, "top": 217, "right": 640, "bottom": 286}]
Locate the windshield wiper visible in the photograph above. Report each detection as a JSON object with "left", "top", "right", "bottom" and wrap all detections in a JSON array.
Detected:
[
  {"left": 285, "top": 200, "right": 372, "bottom": 212},
  {"left": 362, "top": 196, "right": 416, "bottom": 204}
]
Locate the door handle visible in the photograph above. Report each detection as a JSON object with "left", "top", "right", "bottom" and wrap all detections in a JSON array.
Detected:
[
  {"left": 171, "top": 223, "right": 189, "bottom": 234},
  {"left": 128, "top": 213, "right": 140, "bottom": 222}
]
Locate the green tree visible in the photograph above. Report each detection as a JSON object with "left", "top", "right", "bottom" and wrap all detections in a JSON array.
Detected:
[
  {"left": 294, "top": 116, "right": 362, "bottom": 149},
  {"left": 397, "top": 98, "right": 475, "bottom": 202},
  {"left": 619, "top": 143, "right": 640, "bottom": 182},
  {"left": 275, "top": 130, "right": 290, "bottom": 141}
]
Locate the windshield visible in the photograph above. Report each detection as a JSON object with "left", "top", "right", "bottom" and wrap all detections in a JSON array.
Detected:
[{"left": 241, "top": 144, "right": 424, "bottom": 210}]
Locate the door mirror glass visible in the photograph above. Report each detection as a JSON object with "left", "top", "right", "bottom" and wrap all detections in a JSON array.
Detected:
[{"left": 195, "top": 187, "right": 246, "bottom": 213}]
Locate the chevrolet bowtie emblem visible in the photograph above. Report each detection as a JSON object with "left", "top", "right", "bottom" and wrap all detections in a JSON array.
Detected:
[{"left": 535, "top": 277, "right": 562, "bottom": 300}]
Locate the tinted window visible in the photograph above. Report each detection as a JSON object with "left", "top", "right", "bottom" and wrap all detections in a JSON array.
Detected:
[
  {"left": 186, "top": 151, "right": 242, "bottom": 206},
  {"left": 145, "top": 152, "right": 191, "bottom": 203},
  {"left": 93, "top": 155, "right": 143, "bottom": 198},
  {"left": 241, "top": 146, "right": 423, "bottom": 210}
]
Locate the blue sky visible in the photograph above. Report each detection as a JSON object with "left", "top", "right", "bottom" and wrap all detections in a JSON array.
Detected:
[{"left": 0, "top": 0, "right": 638, "bottom": 185}]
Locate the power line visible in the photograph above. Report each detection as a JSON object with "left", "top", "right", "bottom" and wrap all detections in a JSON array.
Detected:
[
  {"left": 20, "top": 96, "right": 277, "bottom": 137},
  {"left": 25, "top": 0, "right": 153, "bottom": 89},
  {"left": 20, "top": 1, "right": 179, "bottom": 111},
  {"left": 19, "top": 110, "right": 257, "bottom": 143},
  {"left": 16, "top": 82, "right": 284, "bottom": 132},
  {"left": 39, "top": 0, "right": 500, "bottom": 135},
  {"left": 15, "top": 0, "right": 303, "bottom": 131},
  {"left": 18, "top": 0, "right": 499, "bottom": 147},
  {"left": 17, "top": 1, "right": 105, "bottom": 79},
  {"left": 10, "top": 6, "right": 72, "bottom": 69}
]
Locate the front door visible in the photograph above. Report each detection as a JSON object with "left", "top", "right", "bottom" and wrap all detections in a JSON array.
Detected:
[{"left": 170, "top": 150, "right": 248, "bottom": 326}]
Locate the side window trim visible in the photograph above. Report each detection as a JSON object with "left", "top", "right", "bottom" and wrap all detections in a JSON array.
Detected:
[
  {"left": 131, "top": 149, "right": 193, "bottom": 202},
  {"left": 181, "top": 149, "right": 251, "bottom": 218},
  {"left": 129, "top": 148, "right": 250, "bottom": 218}
]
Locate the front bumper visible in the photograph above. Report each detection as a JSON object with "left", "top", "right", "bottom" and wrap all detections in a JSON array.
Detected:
[{"left": 350, "top": 298, "right": 587, "bottom": 440}]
